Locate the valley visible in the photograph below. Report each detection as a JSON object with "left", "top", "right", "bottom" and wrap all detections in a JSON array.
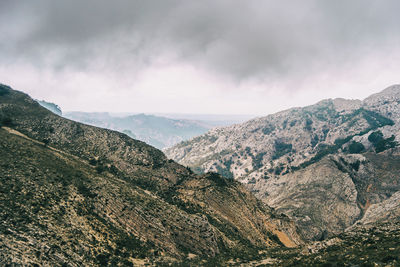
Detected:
[{"left": 1, "top": 83, "right": 400, "bottom": 266}]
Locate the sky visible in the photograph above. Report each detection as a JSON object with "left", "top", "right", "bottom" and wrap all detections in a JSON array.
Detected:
[{"left": 0, "top": 0, "right": 400, "bottom": 115}]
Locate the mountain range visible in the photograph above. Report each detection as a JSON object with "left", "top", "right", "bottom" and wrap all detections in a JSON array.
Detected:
[
  {"left": 1, "top": 83, "right": 400, "bottom": 266},
  {"left": 166, "top": 85, "right": 400, "bottom": 242},
  {"left": 63, "top": 112, "right": 214, "bottom": 150}
]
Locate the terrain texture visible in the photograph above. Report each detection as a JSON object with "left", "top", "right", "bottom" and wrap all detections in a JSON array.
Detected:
[
  {"left": 166, "top": 85, "right": 400, "bottom": 242},
  {"left": 0, "top": 84, "right": 301, "bottom": 266},
  {"left": 2, "top": 83, "right": 400, "bottom": 266}
]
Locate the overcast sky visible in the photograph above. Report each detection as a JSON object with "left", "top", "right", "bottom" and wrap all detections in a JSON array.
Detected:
[{"left": 1, "top": 0, "right": 399, "bottom": 115}]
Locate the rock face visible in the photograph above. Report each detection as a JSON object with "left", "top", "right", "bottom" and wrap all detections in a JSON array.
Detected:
[
  {"left": 357, "top": 190, "right": 400, "bottom": 226},
  {"left": 166, "top": 84, "right": 400, "bottom": 241},
  {"left": 0, "top": 84, "right": 301, "bottom": 265}
]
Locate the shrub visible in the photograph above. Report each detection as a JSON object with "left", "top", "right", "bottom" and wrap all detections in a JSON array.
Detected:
[
  {"left": 262, "top": 125, "right": 275, "bottom": 135},
  {"left": 206, "top": 172, "right": 229, "bottom": 186},
  {"left": 0, "top": 117, "right": 13, "bottom": 127},
  {"left": 42, "top": 138, "right": 50, "bottom": 147},
  {"left": 304, "top": 118, "right": 313, "bottom": 131},
  {"left": 350, "top": 160, "right": 361, "bottom": 171},
  {"left": 368, "top": 131, "right": 384, "bottom": 145},
  {"left": 368, "top": 131, "right": 397, "bottom": 153},
  {"left": 272, "top": 141, "right": 293, "bottom": 160},
  {"left": 375, "top": 135, "right": 397, "bottom": 153},
  {"left": 0, "top": 85, "right": 10, "bottom": 96},
  {"left": 348, "top": 141, "right": 365, "bottom": 154},
  {"left": 252, "top": 152, "right": 266, "bottom": 170},
  {"left": 274, "top": 165, "right": 284, "bottom": 175}
]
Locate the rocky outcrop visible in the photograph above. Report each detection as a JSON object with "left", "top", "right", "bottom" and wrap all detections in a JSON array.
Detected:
[
  {"left": 253, "top": 156, "right": 361, "bottom": 241},
  {"left": 357, "top": 190, "right": 400, "bottom": 226}
]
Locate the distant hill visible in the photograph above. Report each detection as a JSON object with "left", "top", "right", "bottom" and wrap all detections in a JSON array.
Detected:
[
  {"left": 155, "top": 113, "right": 256, "bottom": 127},
  {"left": 64, "top": 112, "right": 214, "bottom": 149},
  {"left": 37, "top": 100, "right": 62, "bottom": 115}
]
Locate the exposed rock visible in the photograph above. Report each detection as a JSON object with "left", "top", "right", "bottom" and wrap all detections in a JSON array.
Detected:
[{"left": 166, "top": 85, "right": 400, "bottom": 241}]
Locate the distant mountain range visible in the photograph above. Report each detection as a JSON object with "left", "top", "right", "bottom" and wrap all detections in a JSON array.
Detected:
[
  {"left": 30, "top": 109, "right": 252, "bottom": 150},
  {"left": 166, "top": 85, "right": 400, "bottom": 242},
  {"left": 63, "top": 111, "right": 215, "bottom": 149},
  {"left": 36, "top": 98, "right": 254, "bottom": 150},
  {"left": 37, "top": 100, "right": 62, "bottom": 116}
]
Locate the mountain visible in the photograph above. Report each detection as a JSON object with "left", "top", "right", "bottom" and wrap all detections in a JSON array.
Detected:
[
  {"left": 64, "top": 112, "right": 212, "bottom": 149},
  {"left": 166, "top": 85, "right": 400, "bottom": 241},
  {"left": 0, "top": 84, "right": 301, "bottom": 265},
  {"left": 155, "top": 113, "right": 256, "bottom": 127},
  {"left": 37, "top": 100, "right": 62, "bottom": 116}
]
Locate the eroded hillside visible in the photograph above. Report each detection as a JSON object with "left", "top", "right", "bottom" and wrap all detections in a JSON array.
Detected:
[
  {"left": 166, "top": 85, "right": 400, "bottom": 241},
  {"left": 0, "top": 84, "right": 301, "bottom": 265}
]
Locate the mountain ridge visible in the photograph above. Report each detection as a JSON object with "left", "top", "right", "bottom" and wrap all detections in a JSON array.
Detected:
[
  {"left": 166, "top": 84, "right": 400, "bottom": 241},
  {"left": 0, "top": 84, "right": 302, "bottom": 265}
]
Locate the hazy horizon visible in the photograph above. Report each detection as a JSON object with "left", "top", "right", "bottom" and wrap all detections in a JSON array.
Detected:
[{"left": 1, "top": 1, "right": 400, "bottom": 115}]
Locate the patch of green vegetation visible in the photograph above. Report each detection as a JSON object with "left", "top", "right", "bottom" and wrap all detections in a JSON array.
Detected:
[
  {"left": 215, "top": 157, "right": 234, "bottom": 179},
  {"left": 304, "top": 118, "right": 313, "bottom": 131},
  {"left": 0, "top": 116, "right": 14, "bottom": 127},
  {"left": 292, "top": 144, "right": 337, "bottom": 171},
  {"left": 368, "top": 131, "right": 398, "bottom": 153},
  {"left": 272, "top": 141, "right": 293, "bottom": 160},
  {"left": 333, "top": 159, "right": 347, "bottom": 173},
  {"left": 0, "top": 84, "right": 10, "bottom": 96},
  {"left": 350, "top": 160, "right": 361, "bottom": 171},
  {"left": 310, "top": 134, "right": 319, "bottom": 148},
  {"left": 348, "top": 141, "right": 365, "bottom": 154},
  {"left": 252, "top": 152, "right": 266, "bottom": 170},
  {"left": 274, "top": 164, "right": 285, "bottom": 175},
  {"left": 362, "top": 109, "right": 395, "bottom": 128},
  {"left": 205, "top": 172, "right": 231, "bottom": 187},
  {"left": 293, "top": 109, "right": 395, "bottom": 170},
  {"left": 282, "top": 119, "right": 288, "bottom": 129},
  {"left": 375, "top": 135, "right": 397, "bottom": 153},
  {"left": 368, "top": 130, "right": 384, "bottom": 144},
  {"left": 262, "top": 125, "right": 275, "bottom": 135}
]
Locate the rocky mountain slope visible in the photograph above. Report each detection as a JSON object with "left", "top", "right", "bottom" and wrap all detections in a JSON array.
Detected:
[
  {"left": 64, "top": 112, "right": 212, "bottom": 149},
  {"left": 166, "top": 85, "right": 400, "bottom": 241},
  {"left": 0, "top": 84, "right": 302, "bottom": 265}
]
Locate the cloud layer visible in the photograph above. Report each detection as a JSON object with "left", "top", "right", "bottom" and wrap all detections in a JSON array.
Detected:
[{"left": 1, "top": 0, "right": 400, "bottom": 114}]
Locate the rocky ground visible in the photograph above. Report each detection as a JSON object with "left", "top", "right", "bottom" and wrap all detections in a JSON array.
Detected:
[
  {"left": 166, "top": 85, "right": 400, "bottom": 242},
  {"left": 0, "top": 84, "right": 301, "bottom": 265}
]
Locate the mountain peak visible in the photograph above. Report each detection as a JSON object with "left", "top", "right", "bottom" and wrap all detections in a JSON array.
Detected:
[
  {"left": 364, "top": 84, "right": 400, "bottom": 104},
  {"left": 331, "top": 98, "right": 362, "bottom": 112}
]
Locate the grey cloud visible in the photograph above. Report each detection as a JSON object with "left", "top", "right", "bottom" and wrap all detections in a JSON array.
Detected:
[{"left": 1, "top": 0, "right": 400, "bottom": 81}]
